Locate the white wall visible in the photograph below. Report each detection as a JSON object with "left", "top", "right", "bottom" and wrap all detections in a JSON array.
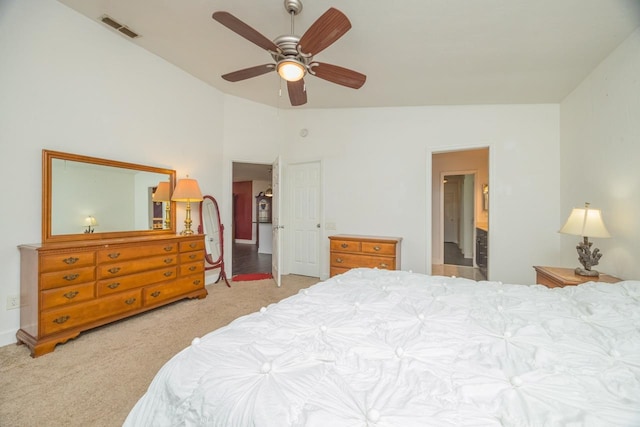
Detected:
[
  {"left": 220, "top": 95, "right": 283, "bottom": 273},
  {"left": 0, "top": 0, "right": 225, "bottom": 346},
  {"left": 560, "top": 28, "right": 640, "bottom": 280},
  {"left": 280, "top": 105, "right": 561, "bottom": 284}
]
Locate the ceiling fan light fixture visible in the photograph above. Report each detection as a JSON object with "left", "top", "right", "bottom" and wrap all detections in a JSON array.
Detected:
[{"left": 277, "top": 59, "right": 305, "bottom": 82}]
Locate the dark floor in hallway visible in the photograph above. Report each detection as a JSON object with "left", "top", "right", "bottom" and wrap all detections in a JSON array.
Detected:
[
  {"left": 444, "top": 242, "right": 473, "bottom": 266},
  {"left": 232, "top": 242, "right": 272, "bottom": 275}
]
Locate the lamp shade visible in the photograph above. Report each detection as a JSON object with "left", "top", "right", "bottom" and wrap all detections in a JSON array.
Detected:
[
  {"left": 152, "top": 181, "right": 171, "bottom": 202},
  {"left": 171, "top": 178, "right": 203, "bottom": 202},
  {"left": 277, "top": 59, "right": 305, "bottom": 82},
  {"left": 84, "top": 216, "right": 98, "bottom": 226},
  {"left": 559, "top": 205, "right": 610, "bottom": 238}
]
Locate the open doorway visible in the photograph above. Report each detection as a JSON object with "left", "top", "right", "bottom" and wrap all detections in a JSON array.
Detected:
[
  {"left": 231, "top": 162, "right": 273, "bottom": 276},
  {"left": 443, "top": 174, "right": 475, "bottom": 267},
  {"left": 432, "top": 148, "right": 489, "bottom": 281}
]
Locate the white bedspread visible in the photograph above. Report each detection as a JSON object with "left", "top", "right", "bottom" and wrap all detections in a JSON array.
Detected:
[{"left": 124, "top": 268, "right": 640, "bottom": 426}]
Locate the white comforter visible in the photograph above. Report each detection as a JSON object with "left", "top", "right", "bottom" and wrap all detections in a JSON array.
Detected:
[{"left": 125, "top": 269, "right": 640, "bottom": 426}]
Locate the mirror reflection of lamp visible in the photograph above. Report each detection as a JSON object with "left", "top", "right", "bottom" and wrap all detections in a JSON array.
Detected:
[
  {"left": 152, "top": 181, "right": 172, "bottom": 229},
  {"left": 559, "top": 202, "right": 611, "bottom": 277},
  {"left": 84, "top": 216, "right": 98, "bottom": 233},
  {"left": 171, "top": 176, "right": 203, "bottom": 235}
]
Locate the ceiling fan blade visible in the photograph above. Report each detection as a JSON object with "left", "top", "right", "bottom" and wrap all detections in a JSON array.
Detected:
[
  {"left": 222, "top": 64, "right": 275, "bottom": 82},
  {"left": 212, "top": 11, "right": 279, "bottom": 52},
  {"left": 311, "top": 62, "right": 366, "bottom": 89},
  {"left": 298, "top": 8, "right": 351, "bottom": 56},
  {"left": 287, "top": 79, "right": 307, "bottom": 106}
]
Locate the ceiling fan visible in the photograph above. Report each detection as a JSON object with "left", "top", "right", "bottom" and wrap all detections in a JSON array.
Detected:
[{"left": 212, "top": 0, "right": 366, "bottom": 107}]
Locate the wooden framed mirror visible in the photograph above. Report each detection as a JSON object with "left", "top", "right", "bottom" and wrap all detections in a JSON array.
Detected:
[
  {"left": 199, "top": 195, "right": 230, "bottom": 287},
  {"left": 43, "top": 149, "right": 176, "bottom": 243}
]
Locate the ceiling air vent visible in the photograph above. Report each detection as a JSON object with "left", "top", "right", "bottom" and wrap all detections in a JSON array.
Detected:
[{"left": 100, "top": 15, "right": 140, "bottom": 39}]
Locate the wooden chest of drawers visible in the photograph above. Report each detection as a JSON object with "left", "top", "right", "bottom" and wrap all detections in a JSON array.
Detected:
[
  {"left": 17, "top": 235, "right": 206, "bottom": 357},
  {"left": 329, "top": 235, "right": 402, "bottom": 277}
]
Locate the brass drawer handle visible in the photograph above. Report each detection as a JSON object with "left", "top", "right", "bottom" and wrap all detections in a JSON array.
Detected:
[
  {"left": 373, "top": 246, "right": 381, "bottom": 251},
  {"left": 164, "top": 246, "right": 173, "bottom": 252},
  {"left": 63, "top": 291, "right": 79, "bottom": 299},
  {"left": 164, "top": 258, "right": 174, "bottom": 264},
  {"left": 336, "top": 257, "right": 344, "bottom": 264},
  {"left": 63, "top": 273, "right": 79, "bottom": 281},
  {"left": 189, "top": 243, "right": 197, "bottom": 248},
  {"left": 188, "top": 266, "right": 197, "bottom": 271},
  {"left": 108, "top": 252, "right": 120, "bottom": 259},
  {"left": 150, "top": 291, "right": 161, "bottom": 298},
  {"left": 108, "top": 267, "right": 121, "bottom": 274},
  {"left": 107, "top": 282, "right": 120, "bottom": 289},
  {"left": 63, "top": 257, "right": 79, "bottom": 265},
  {"left": 124, "top": 298, "right": 136, "bottom": 305},
  {"left": 53, "top": 315, "right": 70, "bottom": 324},
  {"left": 379, "top": 263, "right": 389, "bottom": 268},
  {"left": 193, "top": 279, "right": 201, "bottom": 286},
  {"left": 189, "top": 254, "right": 196, "bottom": 259},
  {"left": 164, "top": 271, "right": 173, "bottom": 277},
  {"left": 341, "top": 243, "right": 348, "bottom": 248}
]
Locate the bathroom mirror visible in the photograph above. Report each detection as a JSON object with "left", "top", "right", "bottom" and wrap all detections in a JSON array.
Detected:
[
  {"left": 43, "top": 149, "right": 176, "bottom": 243},
  {"left": 199, "top": 195, "right": 230, "bottom": 286}
]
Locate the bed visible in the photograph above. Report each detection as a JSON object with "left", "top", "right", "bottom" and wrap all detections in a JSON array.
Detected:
[{"left": 124, "top": 268, "right": 640, "bottom": 426}]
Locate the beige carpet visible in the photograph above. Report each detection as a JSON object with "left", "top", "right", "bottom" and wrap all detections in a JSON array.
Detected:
[{"left": 0, "top": 275, "right": 319, "bottom": 427}]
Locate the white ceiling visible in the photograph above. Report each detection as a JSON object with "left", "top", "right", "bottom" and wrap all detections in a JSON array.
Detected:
[{"left": 57, "top": 0, "right": 640, "bottom": 109}]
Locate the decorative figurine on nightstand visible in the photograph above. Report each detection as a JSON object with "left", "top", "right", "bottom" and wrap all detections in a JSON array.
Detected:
[{"left": 559, "top": 202, "right": 610, "bottom": 276}]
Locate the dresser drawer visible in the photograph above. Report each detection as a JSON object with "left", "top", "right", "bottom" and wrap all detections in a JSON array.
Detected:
[
  {"left": 362, "top": 241, "right": 396, "bottom": 256},
  {"left": 41, "top": 290, "right": 141, "bottom": 335},
  {"left": 97, "top": 254, "right": 178, "bottom": 278},
  {"left": 40, "top": 251, "right": 96, "bottom": 273},
  {"left": 144, "top": 273, "right": 204, "bottom": 305},
  {"left": 97, "top": 266, "right": 177, "bottom": 296},
  {"left": 97, "top": 243, "right": 178, "bottom": 263},
  {"left": 41, "top": 282, "right": 95, "bottom": 310},
  {"left": 180, "top": 261, "right": 204, "bottom": 276},
  {"left": 40, "top": 266, "right": 96, "bottom": 290},
  {"left": 180, "top": 239, "right": 205, "bottom": 253},
  {"left": 330, "top": 253, "right": 396, "bottom": 270},
  {"left": 330, "top": 239, "right": 361, "bottom": 253},
  {"left": 179, "top": 251, "right": 204, "bottom": 263}
]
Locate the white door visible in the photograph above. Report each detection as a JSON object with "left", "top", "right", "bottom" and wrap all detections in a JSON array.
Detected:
[
  {"left": 271, "top": 156, "right": 282, "bottom": 287},
  {"left": 290, "top": 162, "right": 320, "bottom": 277}
]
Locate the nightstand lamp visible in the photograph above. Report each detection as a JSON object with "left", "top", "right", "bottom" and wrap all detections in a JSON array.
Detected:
[
  {"left": 559, "top": 202, "right": 610, "bottom": 277},
  {"left": 171, "top": 176, "right": 203, "bottom": 235}
]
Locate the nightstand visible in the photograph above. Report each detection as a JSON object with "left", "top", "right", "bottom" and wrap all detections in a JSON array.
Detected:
[{"left": 533, "top": 266, "right": 622, "bottom": 288}]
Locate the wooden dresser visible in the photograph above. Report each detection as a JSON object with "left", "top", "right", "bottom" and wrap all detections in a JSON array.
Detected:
[
  {"left": 533, "top": 265, "right": 622, "bottom": 288},
  {"left": 329, "top": 235, "right": 402, "bottom": 277},
  {"left": 17, "top": 234, "right": 206, "bottom": 357}
]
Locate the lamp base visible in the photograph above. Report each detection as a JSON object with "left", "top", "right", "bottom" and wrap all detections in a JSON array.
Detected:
[
  {"left": 180, "top": 229, "right": 195, "bottom": 236},
  {"left": 575, "top": 267, "right": 599, "bottom": 277}
]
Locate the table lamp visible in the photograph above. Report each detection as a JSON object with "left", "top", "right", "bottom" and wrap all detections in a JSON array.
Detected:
[
  {"left": 559, "top": 202, "right": 610, "bottom": 276},
  {"left": 152, "top": 181, "right": 172, "bottom": 229},
  {"left": 171, "top": 176, "right": 203, "bottom": 235}
]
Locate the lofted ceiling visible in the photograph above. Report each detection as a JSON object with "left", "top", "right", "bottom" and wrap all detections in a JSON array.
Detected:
[{"left": 57, "top": 0, "right": 640, "bottom": 109}]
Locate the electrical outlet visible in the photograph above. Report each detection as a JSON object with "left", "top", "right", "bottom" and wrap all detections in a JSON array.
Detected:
[{"left": 6, "top": 295, "right": 20, "bottom": 310}]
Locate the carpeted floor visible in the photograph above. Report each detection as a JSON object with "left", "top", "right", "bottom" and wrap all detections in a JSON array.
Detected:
[{"left": 0, "top": 274, "right": 319, "bottom": 427}]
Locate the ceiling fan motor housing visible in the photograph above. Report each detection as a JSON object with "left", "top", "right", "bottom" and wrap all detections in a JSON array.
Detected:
[{"left": 284, "top": 0, "right": 303, "bottom": 15}]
